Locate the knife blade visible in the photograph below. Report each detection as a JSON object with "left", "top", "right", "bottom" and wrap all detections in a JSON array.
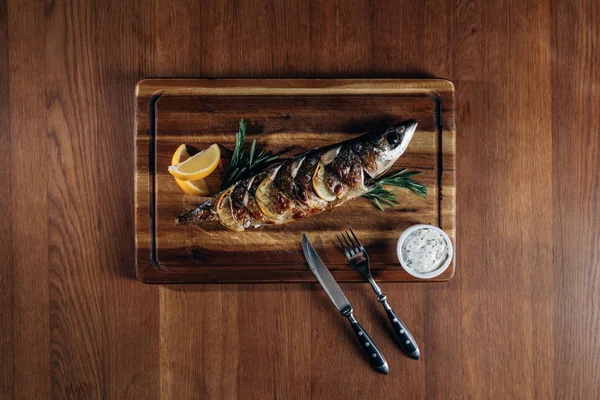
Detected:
[
  {"left": 302, "top": 234, "right": 389, "bottom": 374},
  {"left": 302, "top": 234, "right": 352, "bottom": 313}
]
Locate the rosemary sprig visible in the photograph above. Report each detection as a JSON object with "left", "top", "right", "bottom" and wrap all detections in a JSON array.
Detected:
[
  {"left": 362, "top": 169, "right": 428, "bottom": 210},
  {"left": 377, "top": 169, "right": 429, "bottom": 198},
  {"left": 220, "top": 119, "right": 278, "bottom": 189}
]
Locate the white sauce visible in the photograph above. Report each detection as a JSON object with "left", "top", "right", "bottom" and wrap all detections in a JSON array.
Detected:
[{"left": 401, "top": 228, "right": 449, "bottom": 273}]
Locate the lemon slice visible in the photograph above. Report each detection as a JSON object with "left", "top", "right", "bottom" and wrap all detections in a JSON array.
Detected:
[
  {"left": 312, "top": 162, "right": 337, "bottom": 201},
  {"left": 216, "top": 194, "right": 244, "bottom": 232},
  {"left": 214, "top": 186, "right": 233, "bottom": 214},
  {"left": 168, "top": 144, "right": 220, "bottom": 181},
  {"left": 170, "top": 144, "right": 221, "bottom": 195},
  {"left": 255, "top": 177, "right": 284, "bottom": 221}
]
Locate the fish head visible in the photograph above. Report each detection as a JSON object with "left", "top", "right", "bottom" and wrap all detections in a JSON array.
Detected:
[
  {"left": 356, "top": 119, "right": 417, "bottom": 178},
  {"left": 384, "top": 119, "right": 417, "bottom": 156}
]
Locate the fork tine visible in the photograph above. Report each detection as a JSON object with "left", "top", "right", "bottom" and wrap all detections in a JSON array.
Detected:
[
  {"left": 344, "top": 231, "right": 358, "bottom": 256},
  {"left": 349, "top": 228, "right": 365, "bottom": 251},
  {"left": 337, "top": 235, "right": 352, "bottom": 260},
  {"left": 344, "top": 229, "right": 356, "bottom": 249},
  {"left": 344, "top": 230, "right": 360, "bottom": 253},
  {"left": 341, "top": 232, "right": 355, "bottom": 256}
]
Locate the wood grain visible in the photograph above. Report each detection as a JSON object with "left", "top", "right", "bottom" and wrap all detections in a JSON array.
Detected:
[
  {"left": 7, "top": 0, "right": 51, "bottom": 399},
  {"left": 434, "top": 1, "right": 555, "bottom": 399},
  {"left": 135, "top": 79, "right": 456, "bottom": 283},
  {"left": 1, "top": 0, "right": 599, "bottom": 399},
  {"left": 0, "top": 0, "right": 11, "bottom": 398},
  {"left": 94, "top": 1, "right": 160, "bottom": 398},
  {"left": 45, "top": 0, "right": 106, "bottom": 396},
  {"left": 43, "top": 0, "right": 160, "bottom": 398},
  {"left": 552, "top": 0, "right": 600, "bottom": 398}
]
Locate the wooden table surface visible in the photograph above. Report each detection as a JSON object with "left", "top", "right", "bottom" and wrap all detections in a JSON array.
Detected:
[{"left": 1, "top": 0, "right": 598, "bottom": 399}]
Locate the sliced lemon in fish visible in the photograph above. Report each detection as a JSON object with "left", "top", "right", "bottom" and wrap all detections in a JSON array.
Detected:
[
  {"left": 215, "top": 187, "right": 244, "bottom": 231},
  {"left": 168, "top": 143, "right": 221, "bottom": 181},
  {"left": 255, "top": 177, "right": 285, "bottom": 221},
  {"left": 215, "top": 187, "right": 232, "bottom": 210},
  {"left": 170, "top": 144, "right": 222, "bottom": 195},
  {"left": 312, "top": 162, "right": 337, "bottom": 201},
  {"left": 217, "top": 195, "right": 244, "bottom": 231}
]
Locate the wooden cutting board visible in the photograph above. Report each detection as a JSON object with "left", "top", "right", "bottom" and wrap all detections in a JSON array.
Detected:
[{"left": 135, "top": 79, "right": 456, "bottom": 283}]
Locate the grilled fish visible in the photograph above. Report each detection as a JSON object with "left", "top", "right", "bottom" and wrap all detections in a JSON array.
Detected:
[{"left": 176, "top": 119, "right": 417, "bottom": 231}]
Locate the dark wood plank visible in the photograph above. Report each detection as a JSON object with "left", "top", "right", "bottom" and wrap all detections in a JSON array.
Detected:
[
  {"left": 552, "top": 0, "right": 600, "bottom": 398},
  {"left": 45, "top": 0, "right": 106, "bottom": 396},
  {"left": 308, "top": 0, "right": 373, "bottom": 75},
  {"left": 236, "top": 285, "right": 312, "bottom": 399},
  {"left": 0, "top": 0, "right": 12, "bottom": 398},
  {"left": 437, "top": 0, "right": 554, "bottom": 398},
  {"left": 7, "top": 1, "right": 51, "bottom": 399},
  {"left": 93, "top": 1, "right": 160, "bottom": 398},
  {"left": 491, "top": 2, "right": 554, "bottom": 398},
  {"left": 158, "top": 286, "right": 240, "bottom": 399}
]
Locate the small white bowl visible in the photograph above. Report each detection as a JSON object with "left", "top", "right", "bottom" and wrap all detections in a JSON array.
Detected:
[{"left": 396, "top": 224, "right": 453, "bottom": 279}]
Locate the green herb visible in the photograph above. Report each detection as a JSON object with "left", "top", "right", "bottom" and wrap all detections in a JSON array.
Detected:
[
  {"left": 362, "top": 169, "right": 428, "bottom": 210},
  {"left": 220, "top": 119, "right": 278, "bottom": 189}
]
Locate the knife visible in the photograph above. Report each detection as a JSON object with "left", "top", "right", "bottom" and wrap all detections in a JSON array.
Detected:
[{"left": 302, "top": 234, "right": 389, "bottom": 374}]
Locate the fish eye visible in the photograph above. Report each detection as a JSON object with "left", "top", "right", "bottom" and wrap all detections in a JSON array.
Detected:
[{"left": 386, "top": 130, "right": 402, "bottom": 146}]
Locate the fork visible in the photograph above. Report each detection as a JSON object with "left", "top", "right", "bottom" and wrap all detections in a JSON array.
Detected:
[{"left": 338, "top": 228, "right": 421, "bottom": 360}]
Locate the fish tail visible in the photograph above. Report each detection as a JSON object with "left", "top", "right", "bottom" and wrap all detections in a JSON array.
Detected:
[{"left": 175, "top": 200, "right": 217, "bottom": 225}]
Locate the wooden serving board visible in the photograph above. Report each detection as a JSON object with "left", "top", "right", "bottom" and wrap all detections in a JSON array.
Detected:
[{"left": 135, "top": 79, "right": 456, "bottom": 283}]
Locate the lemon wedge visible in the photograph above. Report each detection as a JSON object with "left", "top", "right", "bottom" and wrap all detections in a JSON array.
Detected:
[
  {"left": 168, "top": 144, "right": 220, "bottom": 181},
  {"left": 170, "top": 144, "right": 221, "bottom": 196},
  {"left": 174, "top": 176, "right": 212, "bottom": 196},
  {"left": 171, "top": 143, "right": 190, "bottom": 166}
]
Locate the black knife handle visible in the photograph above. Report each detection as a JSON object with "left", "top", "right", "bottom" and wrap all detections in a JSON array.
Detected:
[
  {"left": 346, "top": 313, "right": 389, "bottom": 374},
  {"left": 379, "top": 297, "right": 420, "bottom": 360}
]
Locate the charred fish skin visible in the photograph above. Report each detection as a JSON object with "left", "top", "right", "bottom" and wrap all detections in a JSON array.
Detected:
[
  {"left": 324, "top": 168, "right": 347, "bottom": 198},
  {"left": 273, "top": 160, "right": 303, "bottom": 207},
  {"left": 327, "top": 145, "right": 364, "bottom": 189},
  {"left": 229, "top": 181, "right": 257, "bottom": 227},
  {"left": 293, "top": 156, "right": 326, "bottom": 208},
  {"left": 175, "top": 119, "right": 418, "bottom": 229}
]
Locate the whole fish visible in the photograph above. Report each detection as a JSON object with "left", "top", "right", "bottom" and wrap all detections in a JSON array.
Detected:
[{"left": 176, "top": 119, "right": 417, "bottom": 231}]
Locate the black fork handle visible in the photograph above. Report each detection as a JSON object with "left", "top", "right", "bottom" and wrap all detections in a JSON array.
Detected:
[{"left": 378, "top": 295, "right": 420, "bottom": 360}]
